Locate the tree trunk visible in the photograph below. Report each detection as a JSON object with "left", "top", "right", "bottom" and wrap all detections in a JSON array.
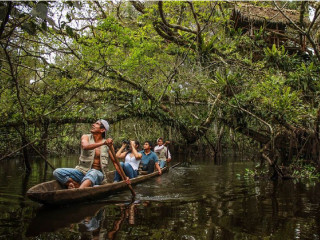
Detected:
[
  {"left": 39, "top": 121, "right": 49, "bottom": 157},
  {"left": 21, "top": 137, "right": 31, "bottom": 173}
]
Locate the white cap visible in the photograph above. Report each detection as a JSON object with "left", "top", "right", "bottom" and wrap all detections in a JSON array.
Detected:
[{"left": 100, "top": 119, "right": 109, "bottom": 131}]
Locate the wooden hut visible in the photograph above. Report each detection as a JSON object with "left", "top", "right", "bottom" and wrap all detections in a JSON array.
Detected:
[{"left": 231, "top": 4, "right": 307, "bottom": 52}]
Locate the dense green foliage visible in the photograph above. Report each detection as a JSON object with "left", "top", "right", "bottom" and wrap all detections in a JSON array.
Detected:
[{"left": 1, "top": 1, "right": 320, "bottom": 170}]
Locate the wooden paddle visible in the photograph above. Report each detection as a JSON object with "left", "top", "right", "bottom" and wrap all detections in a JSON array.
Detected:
[{"left": 107, "top": 143, "right": 136, "bottom": 197}]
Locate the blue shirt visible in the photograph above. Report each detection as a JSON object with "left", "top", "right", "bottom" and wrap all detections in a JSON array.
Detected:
[{"left": 139, "top": 150, "right": 159, "bottom": 165}]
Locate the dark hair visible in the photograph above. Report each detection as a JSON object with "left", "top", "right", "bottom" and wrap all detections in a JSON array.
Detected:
[
  {"left": 157, "top": 137, "right": 163, "bottom": 141},
  {"left": 125, "top": 141, "right": 140, "bottom": 157},
  {"left": 144, "top": 141, "right": 153, "bottom": 148},
  {"left": 99, "top": 123, "right": 106, "bottom": 139}
]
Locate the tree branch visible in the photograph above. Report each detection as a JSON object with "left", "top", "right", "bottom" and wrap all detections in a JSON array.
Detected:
[
  {"left": 0, "top": 2, "right": 13, "bottom": 39},
  {"left": 130, "top": 1, "right": 145, "bottom": 14},
  {"left": 1, "top": 42, "right": 27, "bottom": 121},
  {"left": 158, "top": 1, "right": 197, "bottom": 34},
  {"left": 187, "top": 1, "right": 203, "bottom": 48},
  {"left": 273, "top": 1, "right": 320, "bottom": 61}
]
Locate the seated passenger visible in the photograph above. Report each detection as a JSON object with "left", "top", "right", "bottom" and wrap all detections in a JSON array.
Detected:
[
  {"left": 139, "top": 141, "right": 161, "bottom": 175},
  {"left": 154, "top": 137, "right": 171, "bottom": 168},
  {"left": 114, "top": 140, "right": 142, "bottom": 182}
]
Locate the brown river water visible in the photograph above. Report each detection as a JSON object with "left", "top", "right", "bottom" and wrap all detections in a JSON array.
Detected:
[{"left": 0, "top": 154, "right": 320, "bottom": 240}]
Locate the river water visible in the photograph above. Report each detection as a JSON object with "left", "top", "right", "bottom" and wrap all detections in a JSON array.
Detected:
[{"left": 1, "top": 154, "right": 320, "bottom": 240}]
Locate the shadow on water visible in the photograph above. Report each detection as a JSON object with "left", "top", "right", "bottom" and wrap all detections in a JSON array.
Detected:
[
  {"left": 26, "top": 198, "right": 149, "bottom": 239},
  {"left": 2, "top": 154, "right": 320, "bottom": 239},
  {"left": 26, "top": 202, "right": 102, "bottom": 236},
  {"left": 26, "top": 201, "right": 110, "bottom": 237}
]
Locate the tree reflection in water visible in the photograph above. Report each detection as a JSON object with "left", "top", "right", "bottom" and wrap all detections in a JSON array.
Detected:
[
  {"left": 107, "top": 202, "right": 138, "bottom": 240},
  {"left": 3, "top": 159, "right": 320, "bottom": 239},
  {"left": 27, "top": 200, "right": 140, "bottom": 240}
]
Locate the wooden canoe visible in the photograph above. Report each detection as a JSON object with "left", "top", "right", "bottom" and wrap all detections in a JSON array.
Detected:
[{"left": 27, "top": 163, "right": 179, "bottom": 205}]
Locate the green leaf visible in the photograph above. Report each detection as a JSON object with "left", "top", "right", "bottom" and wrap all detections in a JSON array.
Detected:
[
  {"left": 73, "top": 1, "right": 82, "bottom": 9},
  {"left": 47, "top": 17, "right": 56, "bottom": 27},
  {"left": 21, "top": 21, "right": 37, "bottom": 35},
  {"left": 41, "top": 21, "right": 47, "bottom": 31},
  {"left": 31, "top": 2, "right": 48, "bottom": 20},
  {"left": 66, "top": 25, "right": 73, "bottom": 37}
]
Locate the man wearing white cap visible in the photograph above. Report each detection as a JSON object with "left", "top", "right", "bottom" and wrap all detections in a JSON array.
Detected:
[
  {"left": 53, "top": 119, "right": 112, "bottom": 189},
  {"left": 154, "top": 137, "right": 171, "bottom": 168}
]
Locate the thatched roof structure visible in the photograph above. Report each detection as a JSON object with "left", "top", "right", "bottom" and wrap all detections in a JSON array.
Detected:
[{"left": 233, "top": 4, "right": 306, "bottom": 26}]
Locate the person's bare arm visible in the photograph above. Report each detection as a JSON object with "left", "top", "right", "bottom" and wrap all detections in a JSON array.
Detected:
[
  {"left": 154, "top": 153, "right": 161, "bottom": 175},
  {"left": 155, "top": 162, "right": 162, "bottom": 175},
  {"left": 154, "top": 145, "right": 164, "bottom": 153},
  {"left": 130, "top": 141, "right": 142, "bottom": 160},
  {"left": 116, "top": 143, "right": 128, "bottom": 158},
  {"left": 81, "top": 135, "right": 113, "bottom": 150}
]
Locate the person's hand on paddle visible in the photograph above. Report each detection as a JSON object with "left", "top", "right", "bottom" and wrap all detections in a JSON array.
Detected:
[
  {"left": 166, "top": 158, "right": 171, "bottom": 163},
  {"left": 164, "top": 141, "right": 170, "bottom": 146},
  {"left": 105, "top": 138, "right": 113, "bottom": 147},
  {"left": 158, "top": 169, "right": 162, "bottom": 175},
  {"left": 125, "top": 177, "right": 131, "bottom": 185}
]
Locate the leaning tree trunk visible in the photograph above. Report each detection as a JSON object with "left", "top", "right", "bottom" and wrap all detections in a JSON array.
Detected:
[
  {"left": 21, "top": 135, "right": 31, "bottom": 173},
  {"left": 39, "top": 120, "right": 49, "bottom": 157},
  {"left": 15, "top": 124, "right": 32, "bottom": 173}
]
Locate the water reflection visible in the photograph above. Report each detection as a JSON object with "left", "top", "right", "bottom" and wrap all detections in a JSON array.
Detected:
[
  {"left": 2, "top": 155, "right": 320, "bottom": 239},
  {"left": 26, "top": 200, "right": 162, "bottom": 240},
  {"left": 26, "top": 202, "right": 107, "bottom": 237},
  {"left": 107, "top": 201, "right": 138, "bottom": 240}
]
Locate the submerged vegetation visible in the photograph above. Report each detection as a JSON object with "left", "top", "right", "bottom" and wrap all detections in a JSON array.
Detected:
[
  {"left": 0, "top": 1, "right": 320, "bottom": 176},
  {"left": 241, "top": 162, "right": 320, "bottom": 180}
]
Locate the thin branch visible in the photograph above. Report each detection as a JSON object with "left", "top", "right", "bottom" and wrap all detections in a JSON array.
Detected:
[
  {"left": 1, "top": 43, "right": 27, "bottom": 121},
  {"left": 307, "top": 5, "right": 320, "bottom": 35},
  {"left": 158, "top": 45, "right": 191, "bottom": 102},
  {"left": 94, "top": 1, "right": 107, "bottom": 19},
  {"left": 29, "top": 143, "right": 55, "bottom": 170},
  {"left": 43, "top": 72, "right": 97, "bottom": 116},
  {"left": 130, "top": 1, "right": 145, "bottom": 14},
  {"left": 187, "top": 1, "right": 201, "bottom": 33},
  {"left": 206, "top": 89, "right": 273, "bottom": 138},
  {"left": 200, "top": 93, "right": 221, "bottom": 130},
  {"left": 273, "top": 1, "right": 305, "bottom": 34},
  {"left": 0, "top": 138, "right": 38, "bottom": 161},
  {"left": 158, "top": 1, "right": 197, "bottom": 35}
]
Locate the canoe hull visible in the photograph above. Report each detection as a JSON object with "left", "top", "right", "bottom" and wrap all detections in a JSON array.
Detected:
[{"left": 27, "top": 167, "right": 169, "bottom": 205}]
